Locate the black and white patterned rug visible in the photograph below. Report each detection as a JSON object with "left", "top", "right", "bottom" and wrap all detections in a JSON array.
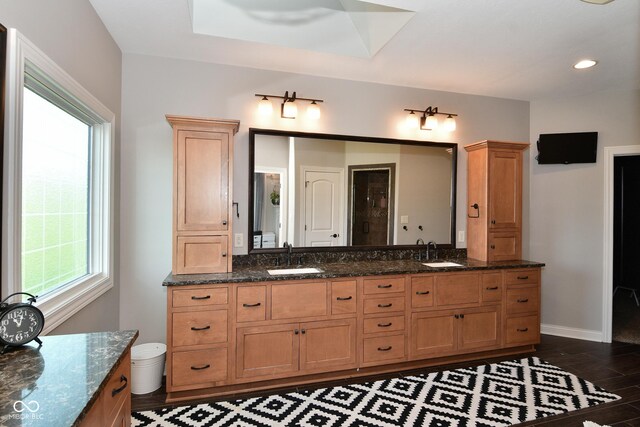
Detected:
[{"left": 131, "top": 356, "right": 620, "bottom": 427}]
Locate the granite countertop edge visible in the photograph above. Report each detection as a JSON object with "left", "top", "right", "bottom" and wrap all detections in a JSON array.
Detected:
[
  {"left": 163, "top": 259, "right": 546, "bottom": 286},
  {"left": 73, "top": 329, "right": 139, "bottom": 426}
]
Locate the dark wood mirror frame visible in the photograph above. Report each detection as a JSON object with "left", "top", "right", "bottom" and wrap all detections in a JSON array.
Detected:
[
  {"left": 1, "top": 24, "right": 6, "bottom": 298},
  {"left": 248, "top": 128, "right": 458, "bottom": 253}
]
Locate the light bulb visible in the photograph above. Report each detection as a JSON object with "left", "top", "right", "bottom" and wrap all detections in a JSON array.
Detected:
[
  {"left": 405, "top": 111, "right": 419, "bottom": 129},
  {"left": 257, "top": 96, "right": 273, "bottom": 116},
  {"left": 444, "top": 115, "right": 456, "bottom": 132},
  {"left": 422, "top": 114, "right": 438, "bottom": 130},
  {"left": 573, "top": 59, "right": 597, "bottom": 69},
  {"left": 306, "top": 101, "right": 321, "bottom": 120},
  {"left": 282, "top": 101, "right": 297, "bottom": 119}
]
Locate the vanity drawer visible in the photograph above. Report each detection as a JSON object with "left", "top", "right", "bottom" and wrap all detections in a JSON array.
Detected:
[
  {"left": 172, "top": 348, "right": 228, "bottom": 387},
  {"left": 505, "top": 315, "right": 539, "bottom": 345},
  {"left": 363, "top": 277, "right": 405, "bottom": 295},
  {"left": 272, "top": 282, "right": 328, "bottom": 320},
  {"left": 103, "top": 352, "right": 131, "bottom": 421},
  {"left": 481, "top": 273, "right": 503, "bottom": 303},
  {"left": 363, "top": 334, "right": 406, "bottom": 363},
  {"left": 237, "top": 286, "right": 266, "bottom": 322},
  {"left": 505, "top": 269, "right": 539, "bottom": 286},
  {"left": 172, "top": 287, "right": 228, "bottom": 308},
  {"left": 506, "top": 287, "right": 539, "bottom": 315},
  {"left": 363, "top": 296, "right": 405, "bottom": 314},
  {"left": 435, "top": 274, "right": 480, "bottom": 307},
  {"left": 172, "top": 310, "right": 228, "bottom": 346},
  {"left": 331, "top": 280, "right": 357, "bottom": 315},
  {"left": 363, "top": 315, "right": 405, "bottom": 334},
  {"left": 411, "top": 276, "right": 434, "bottom": 308}
]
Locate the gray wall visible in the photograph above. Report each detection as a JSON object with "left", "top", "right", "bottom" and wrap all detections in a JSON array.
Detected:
[
  {"left": 0, "top": 0, "right": 122, "bottom": 334},
  {"left": 120, "top": 53, "right": 530, "bottom": 344},
  {"left": 529, "top": 88, "right": 640, "bottom": 340}
]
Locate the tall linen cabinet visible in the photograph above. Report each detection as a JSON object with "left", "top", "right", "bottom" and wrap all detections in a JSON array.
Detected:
[
  {"left": 465, "top": 140, "right": 529, "bottom": 261},
  {"left": 166, "top": 116, "right": 239, "bottom": 274}
]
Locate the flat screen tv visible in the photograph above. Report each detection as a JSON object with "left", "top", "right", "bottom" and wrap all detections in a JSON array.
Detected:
[{"left": 536, "top": 132, "right": 598, "bottom": 165}]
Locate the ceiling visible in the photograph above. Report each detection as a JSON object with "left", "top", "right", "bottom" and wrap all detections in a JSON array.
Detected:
[{"left": 89, "top": 0, "right": 639, "bottom": 101}]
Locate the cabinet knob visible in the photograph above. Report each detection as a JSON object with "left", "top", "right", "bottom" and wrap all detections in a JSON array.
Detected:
[
  {"left": 454, "top": 314, "right": 459, "bottom": 319},
  {"left": 222, "top": 252, "right": 227, "bottom": 257},
  {"left": 222, "top": 220, "right": 228, "bottom": 225},
  {"left": 294, "top": 329, "right": 299, "bottom": 335},
  {"left": 490, "top": 245, "right": 496, "bottom": 249},
  {"left": 491, "top": 219, "right": 496, "bottom": 224}
]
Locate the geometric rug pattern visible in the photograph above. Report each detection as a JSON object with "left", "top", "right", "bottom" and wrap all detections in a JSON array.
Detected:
[{"left": 131, "top": 356, "right": 620, "bottom": 427}]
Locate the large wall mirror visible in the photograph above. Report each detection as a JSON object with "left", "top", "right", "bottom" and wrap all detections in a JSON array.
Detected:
[{"left": 248, "top": 128, "right": 457, "bottom": 253}]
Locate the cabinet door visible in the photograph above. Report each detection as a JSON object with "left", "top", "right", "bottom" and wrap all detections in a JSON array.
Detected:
[
  {"left": 410, "top": 310, "right": 456, "bottom": 359},
  {"left": 176, "top": 130, "right": 229, "bottom": 232},
  {"left": 434, "top": 274, "right": 480, "bottom": 307},
  {"left": 175, "top": 235, "right": 229, "bottom": 274},
  {"left": 299, "top": 319, "right": 357, "bottom": 372},
  {"left": 488, "top": 150, "right": 521, "bottom": 230},
  {"left": 487, "top": 231, "right": 521, "bottom": 261},
  {"left": 236, "top": 324, "right": 299, "bottom": 379},
  {"left": 458, "top": 306, "right": 501, "bottom": 352},
  {"left": 271, "top": 282, "right": 328, "bottom": 320}
]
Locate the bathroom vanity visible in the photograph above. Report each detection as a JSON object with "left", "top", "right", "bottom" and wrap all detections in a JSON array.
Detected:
[{"left": 163, "top": 260, "right": 542, "bottom": 402}]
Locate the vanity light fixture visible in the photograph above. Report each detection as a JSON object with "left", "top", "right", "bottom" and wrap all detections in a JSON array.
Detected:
[
  {"left": 404, "top": 106, "right": 458, "bottom": 132},
  {"left": 255, "top": 91, "right": 323, "bottom": 120}
]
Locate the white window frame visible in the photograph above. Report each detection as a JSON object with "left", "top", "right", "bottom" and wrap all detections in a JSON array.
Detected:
[{"left": 2, "top": 29, "right": 114, "bottom": 334}]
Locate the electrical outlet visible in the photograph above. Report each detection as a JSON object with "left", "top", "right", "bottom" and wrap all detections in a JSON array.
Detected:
[
  {"left": 458, "top": 230, "right": 465, "bottom": 243},
  {"left": 234, "top": 233, "right": 243, "bottom": 248}
]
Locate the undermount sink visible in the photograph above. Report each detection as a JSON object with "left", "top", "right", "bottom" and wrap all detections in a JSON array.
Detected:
[
  {"left": 267, "top": 267, "right": 323, "bottom": 276},
  {"left": 422, "top": 261, "right": 464, "bottom": 268}
]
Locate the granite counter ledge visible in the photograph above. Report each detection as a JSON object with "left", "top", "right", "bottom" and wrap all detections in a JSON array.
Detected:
[
  {"left": 0, "top": 330, "right": 138, "bottom": 426},
  {"left": 163, "top": 258, "right": 545, "bottom": 286}
]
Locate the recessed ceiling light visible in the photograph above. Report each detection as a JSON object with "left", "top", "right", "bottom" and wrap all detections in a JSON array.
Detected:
[{"left": 574, "top": 59, "right": 598, "bottom": 69}]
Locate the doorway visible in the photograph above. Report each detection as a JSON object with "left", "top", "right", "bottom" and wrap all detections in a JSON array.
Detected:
[
  {"left": 612, "top": 155, "right": 640, "bottom": 343},
  {"left": 348, "top": 164, "right": 395, "bottom": 246},
  {"left": 301, "top": 167, "right": 344, "bottom": 247}
]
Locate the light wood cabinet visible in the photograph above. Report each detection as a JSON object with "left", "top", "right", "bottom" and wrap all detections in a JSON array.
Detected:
[
  {"left": 167, "top": 116, "right": 239, "bottom": 274},
  {"left": 465, "top": 140, "right": 529, "bottom": 261},
  {"left": 165, "top": 268, "right": 540, "bottom": 402}
]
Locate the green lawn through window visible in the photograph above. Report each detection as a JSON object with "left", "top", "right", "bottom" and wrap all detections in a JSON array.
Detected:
[{"left": 21, "top": 87, "right": 90, "bottom": 297}]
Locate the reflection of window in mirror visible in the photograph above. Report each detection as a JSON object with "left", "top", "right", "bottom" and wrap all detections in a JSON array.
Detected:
[{"left": 254, "top": 168, "right": 287, "bottom": 248}]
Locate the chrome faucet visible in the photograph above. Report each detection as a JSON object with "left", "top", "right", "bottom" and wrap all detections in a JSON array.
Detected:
[
  {"left": 283, "top": 241, "right": 293, "bottom": 266},
  {"left": 415, "top": 238, "right": 425, "bottom": 261},
  {"left": 426, "top": 241, "right": 437, "bottom": 261}
]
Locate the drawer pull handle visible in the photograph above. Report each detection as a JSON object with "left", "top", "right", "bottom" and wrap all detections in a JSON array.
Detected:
[
  {"left": 416, "top": 291, "right": 430, "bottom": 295},
  {"left": 336, "top": 296, "right": 353, "bottom": 301},
  {"left": 191, "top": 325, "right": 211, "bottom": 331},
  {"left": 486, "top": 286, "right": 499, "bottom": 290},
  {"left": 517, "top": 328, "right": 529, "bottom": 332},
  {"left": 243, "top": 302, "right": 262, "bottom": 308},
  {"left": 517, "top": 298, "right": 529, "bottom": 303},
  {"left": 191, "top": 295, "right": 211, "bottom": 300},
  {"left": 111, "top": 375, "right": 128, "bottom": 397},
  {"left": 378, "top": 303, "right": 393, "bottom": 308},
  {"left": 517, "top": 276, "right": 529, "bottom": 280},
  {"left": 378, "top": 322, "right": 393, "bottom": 327},
  {"left": 377, "top": 284, "right": 393, "bottom": 289},
  {"left": 191, "top": 364, "right": 210, "bottom": 371},
  {"left": 378, "top": 346, "right": 392, "bottom": 352}
]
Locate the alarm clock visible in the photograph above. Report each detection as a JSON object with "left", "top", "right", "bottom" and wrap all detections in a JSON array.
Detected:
[{"left": 0, "top": 292, "right": 45, "bottom": 353}]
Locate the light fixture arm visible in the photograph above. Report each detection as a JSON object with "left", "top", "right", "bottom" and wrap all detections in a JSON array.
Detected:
[
  {"left": 403, "top": 107, "right": 457, "bottom": 118},
  {"left": 255, "top": 92, "right": 323, "bottom": 104}
]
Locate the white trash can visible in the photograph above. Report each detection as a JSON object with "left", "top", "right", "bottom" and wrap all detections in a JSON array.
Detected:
[{"left": 131, "top": 343, "right": 166, "bottom": 394}]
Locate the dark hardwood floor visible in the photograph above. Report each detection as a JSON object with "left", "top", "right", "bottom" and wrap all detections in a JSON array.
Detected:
[{"left": 132, "top": 334, "right": 640, "bottom": 426}]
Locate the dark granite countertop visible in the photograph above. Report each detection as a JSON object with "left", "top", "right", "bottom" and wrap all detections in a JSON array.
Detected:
[
  {"left": 0, "top": 330, "right": 138, "bottom": 427},
  {"left": 163, "top": 258, "right": 545, "bottom": 286}
]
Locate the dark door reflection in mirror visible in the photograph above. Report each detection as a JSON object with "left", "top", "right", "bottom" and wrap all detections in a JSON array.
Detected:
[{"left": 249, "top": 129, "right": 457, "bottom": 253}]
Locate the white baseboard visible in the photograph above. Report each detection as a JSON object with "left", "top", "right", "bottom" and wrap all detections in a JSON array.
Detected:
[{"left": 540, "top": 323, "right": 604, "bottom": 342}]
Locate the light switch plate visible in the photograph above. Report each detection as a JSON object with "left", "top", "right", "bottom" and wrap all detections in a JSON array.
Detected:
[
  {"left": 234, "top": 233, "right": 243, "bottom": 247},
  {"left": 458, "top": 230, "right": 465, "bottom": 243}
]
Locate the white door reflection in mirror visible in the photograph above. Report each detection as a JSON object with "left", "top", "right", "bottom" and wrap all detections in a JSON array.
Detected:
[
  {"left": 302, "top": 168, "right": 344, "bottom": 246},
  {"left": 254, "top": 167, "right": 287, "bottom": 248}
]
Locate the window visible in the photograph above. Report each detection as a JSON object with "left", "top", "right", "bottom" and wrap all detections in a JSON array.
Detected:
[{"left": 3, "top": 29, "right": 114, "bottom": 333}]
